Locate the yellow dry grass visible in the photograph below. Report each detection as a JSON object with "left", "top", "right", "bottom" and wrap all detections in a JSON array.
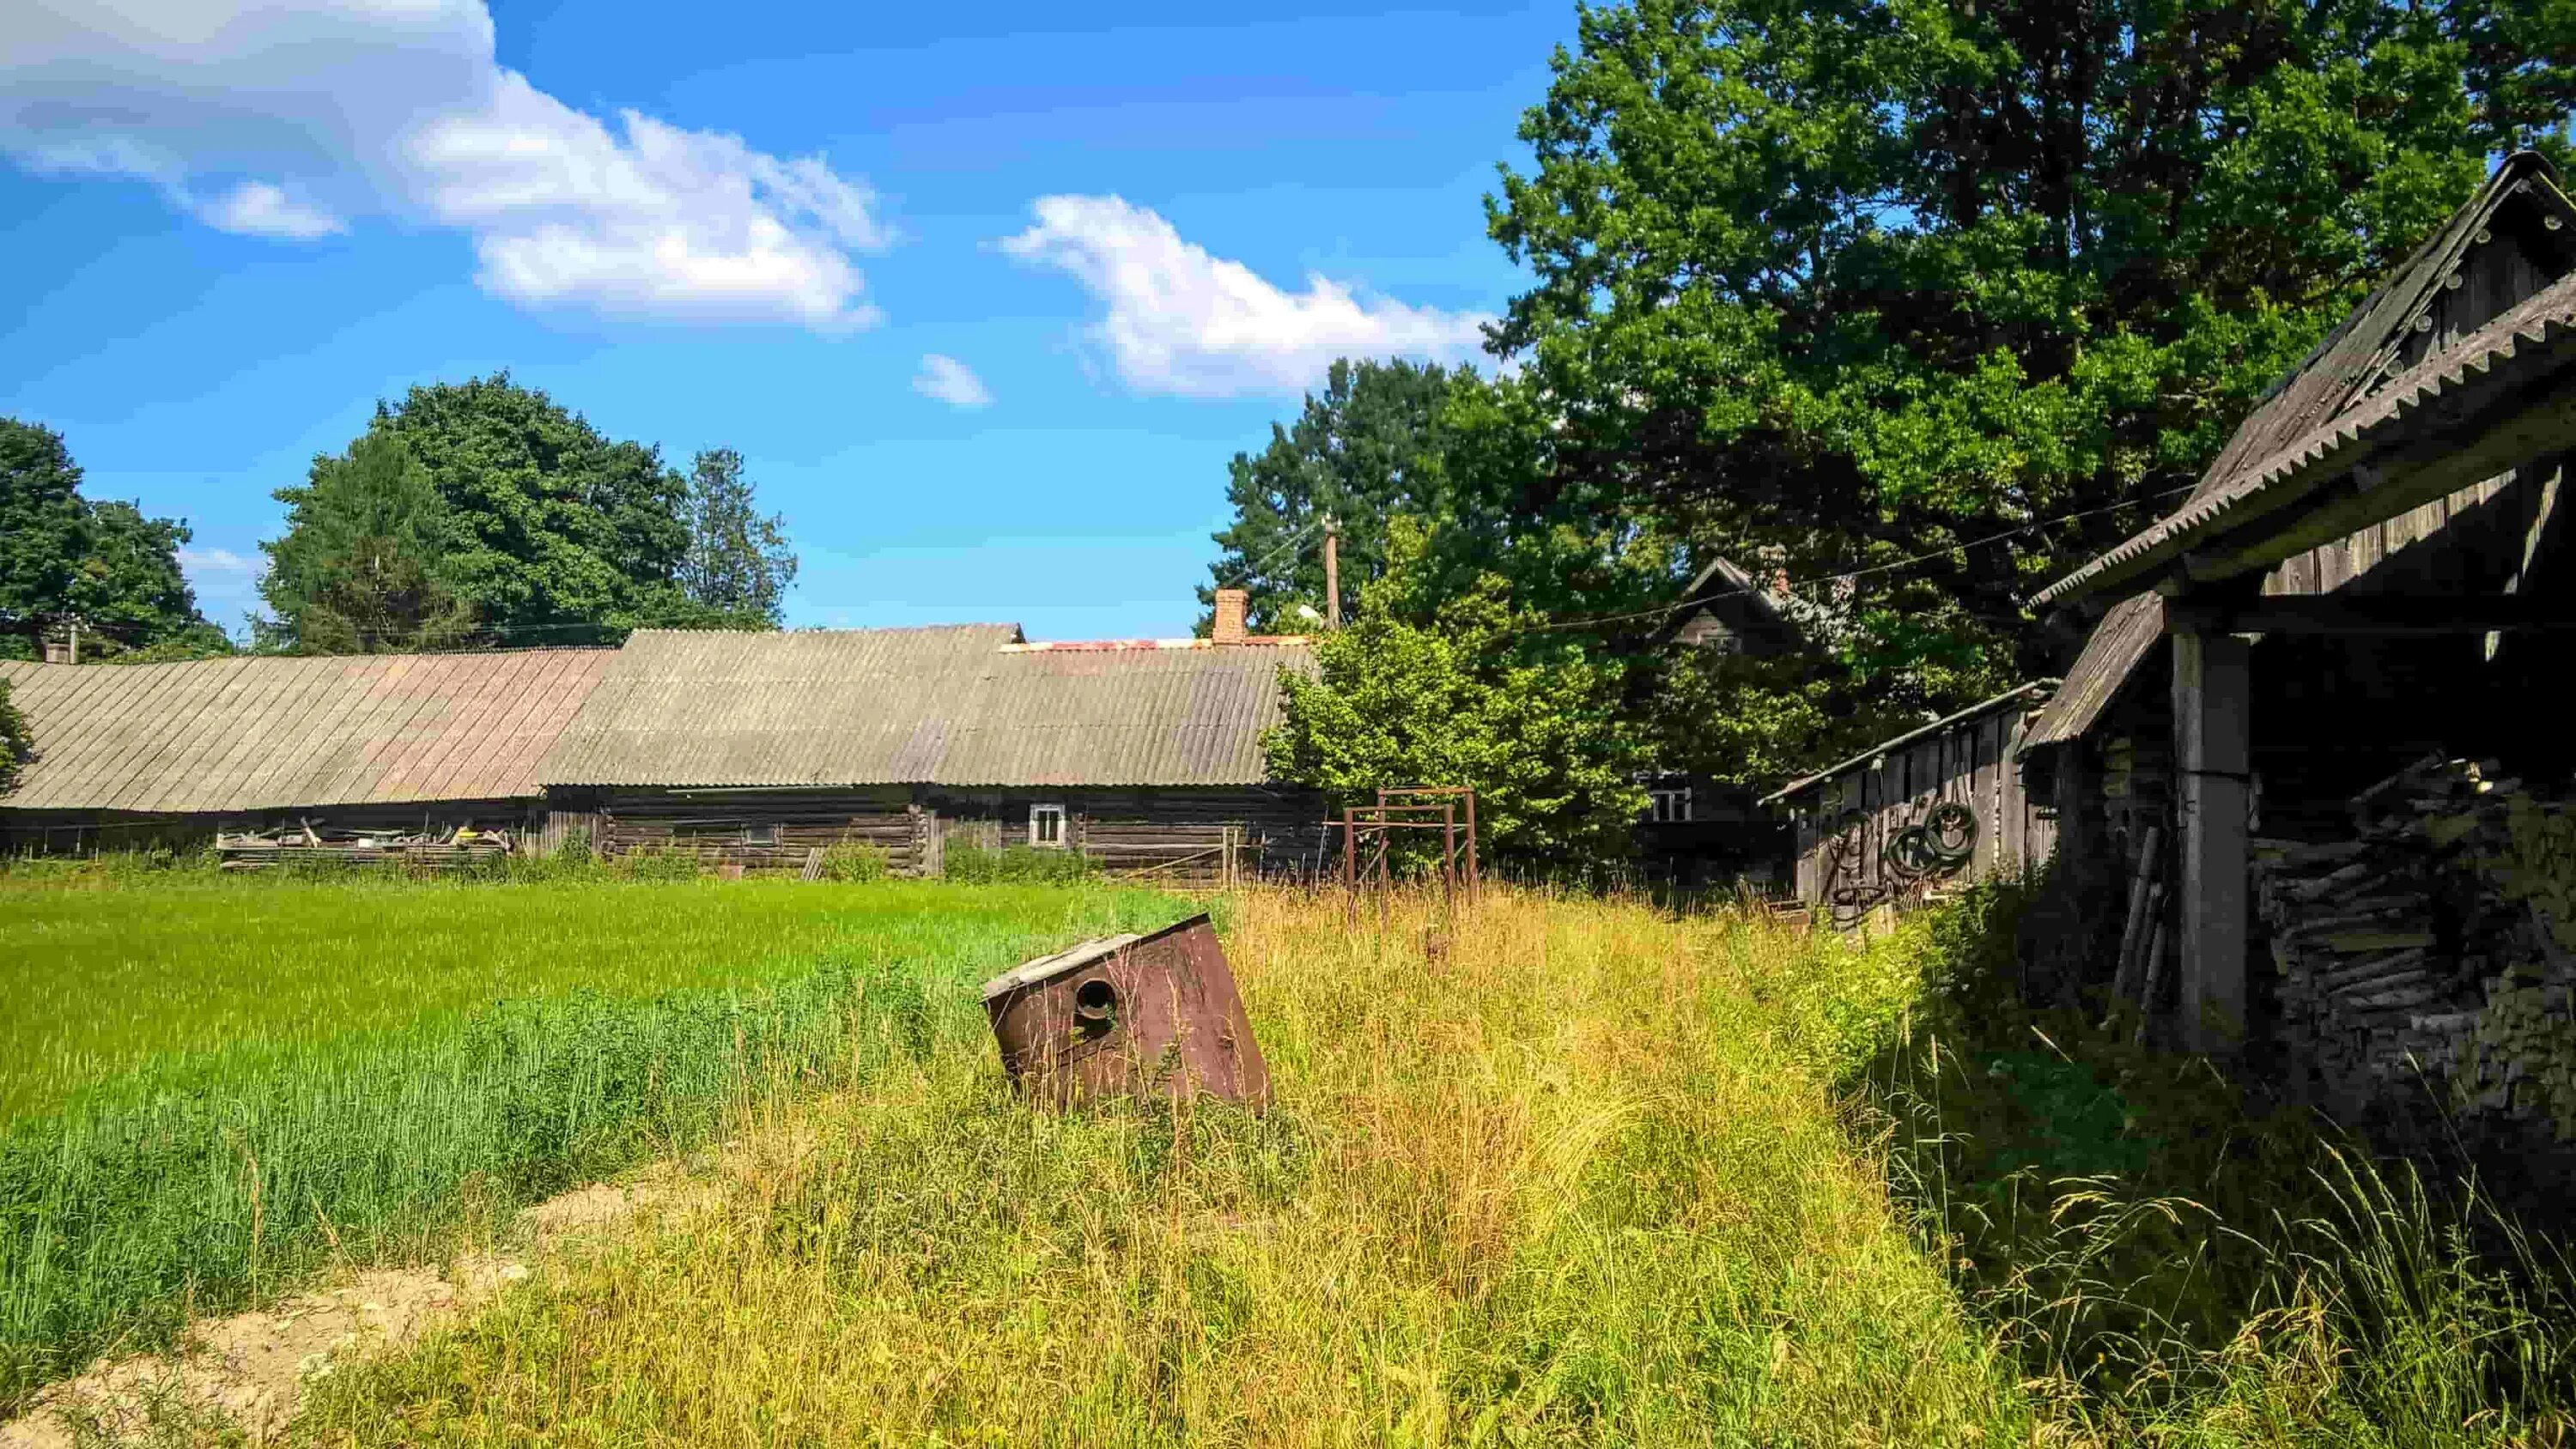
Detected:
[{"left": 291, "top": 888, "right": 2031, "bottom": 1446}]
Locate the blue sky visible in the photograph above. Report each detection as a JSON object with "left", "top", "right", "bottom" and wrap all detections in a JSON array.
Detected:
[{"left": 2, "top": 0, "right": 1568, "bottom": 640}]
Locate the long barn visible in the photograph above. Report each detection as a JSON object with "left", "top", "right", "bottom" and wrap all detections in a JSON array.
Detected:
[{"left": 2, "top": 592, "right": 1324, "bottom": 882}]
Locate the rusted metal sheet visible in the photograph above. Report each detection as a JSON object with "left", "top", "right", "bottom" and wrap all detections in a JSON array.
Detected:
[
  {"left": 981, "top": 913, "right": 1270, "bottom": 1112},
  {"left": 0, "top": 650, "right": 615, "bottom": 813}
]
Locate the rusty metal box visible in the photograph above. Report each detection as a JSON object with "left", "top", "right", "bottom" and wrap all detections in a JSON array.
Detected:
[{"left": 980, "top": 912, "right": 1270, "bottom": 1112}]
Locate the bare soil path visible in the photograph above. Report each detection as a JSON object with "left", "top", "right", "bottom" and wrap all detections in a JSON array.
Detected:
[{"left": 0, "top": 1181, "right": 653, "bottom": 1447}]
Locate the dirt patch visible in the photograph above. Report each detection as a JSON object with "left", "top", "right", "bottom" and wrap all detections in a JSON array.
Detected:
[{"left": 0, "top": 1179, "right": 653, "bottom": 1447}]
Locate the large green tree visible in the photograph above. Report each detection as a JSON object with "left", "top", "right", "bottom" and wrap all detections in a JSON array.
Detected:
[
  {"left": 1200, "top": 359, "right": 1463, "bottom": 633},
  {"left": 1486, "top": 0, "right": 2576, "bottom": 716},
  {"left": 0, "top": 678, "right": 27, "bottom": 794},
  {"left": 257, "top": 432, "right": 476, "bottom": 653},
  {"left": 271, "top": 376, "right": 794, "bottom": 648},
  {"left": 677, "top": 448, "right": 799, "bottom": 627},
  {"left": 0, "top": 418, "right": 229, "bottom": 661}
]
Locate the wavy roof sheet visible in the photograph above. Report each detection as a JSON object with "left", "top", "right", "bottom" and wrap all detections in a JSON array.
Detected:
[
  {"left": 536, "top": 627, "right": 1316, "bottom": 789},
  {"left": 0, "top": 650, "right": 615, "bottom": 813},
  {"left": 2025, "top": 152, "right": 2576, "bottom": 746}
]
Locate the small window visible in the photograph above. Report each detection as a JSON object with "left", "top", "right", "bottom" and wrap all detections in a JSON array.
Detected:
[
  {"left": 1648, "top": 786, "right": 1692, "bottom": 824},
  {"left": 744, "top": 822, "right": 779, "bottom": 846},
  {"left": 1030, "top": 803, "right": 1067, "bottom": 848}
]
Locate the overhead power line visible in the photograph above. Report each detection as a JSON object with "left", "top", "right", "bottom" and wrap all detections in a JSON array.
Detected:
[{"left": 1516, "top": 482, "right": 2199, "bottom": 635}]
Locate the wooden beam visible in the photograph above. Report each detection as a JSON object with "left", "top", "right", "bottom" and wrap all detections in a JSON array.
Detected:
[
  {"left": 2167, "top": 591, "right": 2576, "bottom": 635},
  {"left": 2172, "top": 630, "right": 2251, "bottom": 1055}
]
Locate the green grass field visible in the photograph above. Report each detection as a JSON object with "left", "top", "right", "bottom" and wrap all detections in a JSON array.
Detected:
[
  {"left": 0, "top": 873, "right": 1174, "bottom": 1121},
  {"left": 0, "top": 872, "right": 1189, "bottom": 1405},
  {"left": 6, "top": 871, "right": 2573, "bottom": 1444}
]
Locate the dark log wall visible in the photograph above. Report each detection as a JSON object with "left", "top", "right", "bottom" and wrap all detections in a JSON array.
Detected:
[
  {"left": 934, "top": 786, "right": 1328, "bottom": 884},
  {"left": 565, "top": 785, "right": 1328, "bottom": 884},
  {"left": 567, "top": 788, "right": 926, "bottom": 875},
  {"left": 1786, "top": 699, "right": 2056, "bottom": 916}
]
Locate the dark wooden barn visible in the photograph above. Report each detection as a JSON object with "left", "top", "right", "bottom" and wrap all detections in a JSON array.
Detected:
[
  {"left": 534, "top": 620, "right": 1326, "bottom": 883},
  {"left": 2022, "top": 152, "right": 2576, "bottom": 1178},
  {"left": 1762, "top": 681, "right": 2062, "bottom": 923},
  {"left": 1634, "top": 557, "right": 1804, "bottom": 888}
]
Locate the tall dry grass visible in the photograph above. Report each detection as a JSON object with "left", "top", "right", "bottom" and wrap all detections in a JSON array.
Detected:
[{"left": 294, "top": 888, "right": 2028, "bottom": 1446}]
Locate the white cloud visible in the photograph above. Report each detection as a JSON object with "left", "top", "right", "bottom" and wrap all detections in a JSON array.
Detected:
[
  {"left": 178, "top": 546, "right": 258, "bottom": 579},
  {"left": 913, "top": 354, "right": 993, "bottom": 409},
  {"left": 999, "top": 194, "right": 1492, "bottom": 397},
  {"left": 2, "top": 0, "right": 886, "bottom": 331},
  {"left": 190, "top": 181, "right": 346, "bottom": 239}
]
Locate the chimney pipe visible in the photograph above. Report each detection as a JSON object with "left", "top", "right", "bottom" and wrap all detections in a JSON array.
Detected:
[{"left": 1213, "top": 588, "right": 1249, "bottom": 644}]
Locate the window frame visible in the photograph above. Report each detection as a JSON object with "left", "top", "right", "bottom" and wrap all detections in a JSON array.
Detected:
[
  {"left": 1030, "top": 803, "right": 1069, "bottom": 849},
  {"left": 1647, "top": 786, "right": 1693, "bottom": 825}
]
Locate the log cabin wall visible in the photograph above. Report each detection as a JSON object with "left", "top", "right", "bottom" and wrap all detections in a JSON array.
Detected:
[
  {"left": 2, "top": 798, "right": 545, "bottom": 856},
  {"left": 566, "top": 788, "right": 925, "bottom": 875},
  {"left": 562, "top": 785, "right": 1327, "bottom": 884},
  {"left": 928, "top": 786, "right": 1327, "bottom": 884}
]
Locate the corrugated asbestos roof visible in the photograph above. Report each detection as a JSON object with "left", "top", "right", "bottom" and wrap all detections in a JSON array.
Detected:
[
  {"left": 2034, "top": 264, "right": 2576, "bottom": 608},
  {"left": 2024, "top": 153, "right": 2576, "bottom": 746},
  {"left": 0, "top": 650, "right": 615, "bottom": 813},
  {"left": 536, "top": 627, "right": 1317, "bottom": 789}
]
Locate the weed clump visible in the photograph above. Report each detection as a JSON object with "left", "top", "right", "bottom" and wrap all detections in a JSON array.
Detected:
[{"left": 945, "top": 842, "right": 1091, "bottom": 884}]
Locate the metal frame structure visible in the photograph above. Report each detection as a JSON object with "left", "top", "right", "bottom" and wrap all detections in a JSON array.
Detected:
[{"left": 1337, "top": 786, "right": 1479, "bottom": 897}]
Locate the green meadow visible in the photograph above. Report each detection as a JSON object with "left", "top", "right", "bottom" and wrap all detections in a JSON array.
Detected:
[
  {"left": 3, "top": 870, "right": 2572, "bottom": 1444},
  {"left": 0, "top": 872, "right": 1188, "bottom": 1405}
]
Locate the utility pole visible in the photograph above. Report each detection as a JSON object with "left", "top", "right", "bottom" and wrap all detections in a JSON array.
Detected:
[
  {"left": 67, "top": 617, "right": 78, "bottom": 665},
  {"left": 1321, "top": 514, "right": 1341, "bottom": 629}
]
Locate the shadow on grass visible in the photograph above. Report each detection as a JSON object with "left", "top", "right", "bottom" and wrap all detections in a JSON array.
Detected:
[{"left": 1854, "top": 879, "right": 2576, "bottom": 1443}]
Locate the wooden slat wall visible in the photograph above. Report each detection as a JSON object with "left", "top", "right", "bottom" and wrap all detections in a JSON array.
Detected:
[{"left": 1786, "top": 700, "right": 2056, "bottom": 912}]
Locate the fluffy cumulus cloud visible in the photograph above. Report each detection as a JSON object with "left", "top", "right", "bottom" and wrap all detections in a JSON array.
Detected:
[
  {"left": 2, "top": 0, "right": 886, "bottom": 331},
  {"left": 1000, "top": 195, "right": 1493, "bottom": 397},
  {"left": 912, "top": 354, "right": 993, "bottom": 409}
]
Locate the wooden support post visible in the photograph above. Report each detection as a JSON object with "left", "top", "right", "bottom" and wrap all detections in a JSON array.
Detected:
[
  {"left": 1464, "top": 791, "right": 1479, "bottom": 897},
  {"left": 2172, "top": 629, "right": 2251, "bottom": 1053}
]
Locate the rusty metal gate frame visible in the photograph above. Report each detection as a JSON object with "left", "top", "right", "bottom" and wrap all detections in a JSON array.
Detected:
[{"left": 1336, "top": 786, "right": 1479, "bottom": 901}]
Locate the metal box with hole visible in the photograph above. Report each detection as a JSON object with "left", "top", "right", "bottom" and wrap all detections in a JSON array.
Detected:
[{"left": 979, "top": 912, "right": 1270, "bottom": 1112}]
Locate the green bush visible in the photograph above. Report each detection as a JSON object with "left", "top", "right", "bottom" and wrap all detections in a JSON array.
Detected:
[
  {"left": 944, "top": 842, "right": 1090, "bottom": 884},
  {"left": 614, "top": 846, "right": 704, "bottom": 882},
  {"left": 819, "top": 840, "right": 890, "bottom": 882},
  {"left": 1863, "top": 879, "right": 2576, "bottom": 1440}
]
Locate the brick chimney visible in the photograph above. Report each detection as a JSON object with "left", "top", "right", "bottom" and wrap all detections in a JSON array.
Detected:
[{"left": 1212, "top": 588, "right": 1249, "bottom": 644}]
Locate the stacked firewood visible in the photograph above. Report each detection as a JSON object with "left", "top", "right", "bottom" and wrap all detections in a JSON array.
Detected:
[{"left": 2254, "top": 754, "right": 2576, "bottom": 1140}]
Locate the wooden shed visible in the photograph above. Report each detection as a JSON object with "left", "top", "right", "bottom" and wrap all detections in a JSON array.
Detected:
[
  {"left": 1761, "top": 681, "right": 2060, "bottom": 922},
  {"left": 2024, "top": 153, "right": 2576, "bottom": 1179}
]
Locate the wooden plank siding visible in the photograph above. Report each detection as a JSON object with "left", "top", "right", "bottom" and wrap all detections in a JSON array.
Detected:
[
  {"left": 1778, "top": 695, "right": 2056, "bottom": 917},
  {"left": 577, "top": 788, "right": 926, "bottom": 875}
]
